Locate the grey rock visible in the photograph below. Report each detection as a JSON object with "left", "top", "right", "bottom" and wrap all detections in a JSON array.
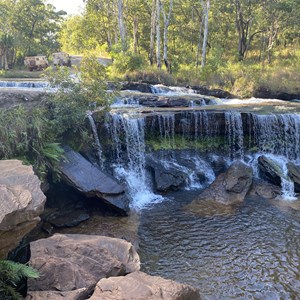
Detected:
[{"left": 58, "top": 147, "right": 129, "bottom": 214}]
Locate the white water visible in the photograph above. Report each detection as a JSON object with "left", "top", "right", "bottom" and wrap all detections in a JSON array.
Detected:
[
  {"left": 110, "top": 114, "right": 163, "bottom": 210},
  {"left": 249, "top": 154, "right": 296, "bottom": 201},
  {"left": 0, "top": 80, "right": 48, "bottom": 90}
]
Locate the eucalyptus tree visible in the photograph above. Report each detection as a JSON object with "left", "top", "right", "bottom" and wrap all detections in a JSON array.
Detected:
[{"left": 12, "top": 0, "right": 65, "bottom": 56}]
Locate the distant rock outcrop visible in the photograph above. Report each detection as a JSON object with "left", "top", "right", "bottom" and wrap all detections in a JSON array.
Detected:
[
  {"left": 90, "top": 271, "right": 201, "bottom": 300},
  {"left": 58, "top": 147, "right": 129, "bottom": 214},
  {"left": 0, "top": 160, "right": 46, "bottom": 258}
]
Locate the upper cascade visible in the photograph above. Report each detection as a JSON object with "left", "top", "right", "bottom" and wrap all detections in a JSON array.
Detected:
[{"left": 0, "top": 80, "right": 48, "bottom": 89}]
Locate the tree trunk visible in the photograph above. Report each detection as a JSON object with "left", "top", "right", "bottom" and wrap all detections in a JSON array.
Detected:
[
  {"left": 149, "top": 0, "right": 157, "bottom": 65},
  {"left": 196, "top": 14, "right": 204, "bottom": 69},
  {"left": 201, "top": 0, "right": 210, "bottom": 68},
  {"left": 133, "top": 17, "right": 139, "bottom": 53},
  {"left": 117, "top": 0, "right": 127, "bottom": 51},
  {"left": 156, "top": 0, "right": 161, "bottom": 69},
  {"left": 162, "top": 0, "right": 173, "bottom": 73}
]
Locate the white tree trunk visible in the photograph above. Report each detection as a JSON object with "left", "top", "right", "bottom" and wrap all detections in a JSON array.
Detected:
[
  {"left": 149, "top": 0, "right": 157, "bottom": 65},
  {"left": 156, "top": 0, "right": 161, "bottom": 69},
  {"left": 117, "top": 0, "right": 127, "bottom": 51},
  {"left": 162, "top": 0, "right": 173, "bottom": 73},
  {"left": 133, "top": 17, "right": 139, "bottom": 53},
  {"left": 201, "top": 0, "right": 210, "bottom": 68}
]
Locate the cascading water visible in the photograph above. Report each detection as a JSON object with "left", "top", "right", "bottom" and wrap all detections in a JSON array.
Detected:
[
  {"left": 225, "top": 111, "right": 244, "bottom": 160},
  {"left": 0, "top": 81, "right": 48, "bottom": 89},
  {"left": 157, "top": 114, "right": 175, "bottom": 148},
  {"left": 110, "top": 113, "right": 163, "bottom": 209},
  {"left": 86, "top": 112, "right": 104, "bottom": 167},
  {"left": 252, "top": 113, "right": 300, "bottom": 160}
]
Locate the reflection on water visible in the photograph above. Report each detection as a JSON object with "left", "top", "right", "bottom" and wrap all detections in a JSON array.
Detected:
[{"left": 138, "top": 191, "right": 300, "bottom": 299}]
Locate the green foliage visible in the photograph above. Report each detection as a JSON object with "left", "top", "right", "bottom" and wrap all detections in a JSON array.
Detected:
[
  {"left": 110, "top": 50, "right": 147, "bottom": 75},
  {"left": 0, "top": 260, "right": 39, "bottom": 300},
  {"left": 44, "top": 58, "right": 112, "bottom": 143}
]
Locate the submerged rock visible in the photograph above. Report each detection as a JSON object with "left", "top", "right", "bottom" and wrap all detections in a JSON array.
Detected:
[
  {"left": 189, "top": 161, "right": 253, "bottom": 206},
  {"left": 58, "top": 147, "right": 129, "bottom": 214},
  {"left": 28, "top": 234, "right": 140, "bottom": 292},
  {"left": 90, "top": 271, "right": 201, "bottom": 300},
  {"left": 0, "top": 160, "right": 46, "bottom": 258},
  {"left": 44, "top": 210, "right": 90, "bottom": 228}
]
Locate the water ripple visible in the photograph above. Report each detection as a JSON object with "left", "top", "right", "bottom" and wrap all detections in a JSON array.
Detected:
[{"left": 138, "top": 193, "right": 300, "bottom": 299}]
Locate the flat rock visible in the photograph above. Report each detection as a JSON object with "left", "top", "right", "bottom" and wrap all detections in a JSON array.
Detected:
[
  {"left": 28, "top": 234, "right": 140, "bottom": 292},
  {"left": 0, "top": 160, "right": 46, "bottom": 258},
  {"left": 58, "top": 147, "right": 129, "bottom": 214},
  {"left": 90, "top": 271, "right": 201, "bottom": 300}
]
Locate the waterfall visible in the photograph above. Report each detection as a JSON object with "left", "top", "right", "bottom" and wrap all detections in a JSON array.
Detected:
[
  {"left": 225, "top": 112, "right": 244, "bottom": 160},
  {"left": 110, "top": 113, "right": 163, "bottom": 209},
  {"left": 252, "top": 113, "right": 300, "bottom": 160},
  {"left": 87, "top": 112, "right": 104, "bottom": 167},
  {"left": 157, "top": 114, "right": 175, "bottom": 148}
]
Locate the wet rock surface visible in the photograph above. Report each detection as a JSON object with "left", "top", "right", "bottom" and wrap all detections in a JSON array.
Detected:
[
  {"left": 0, "top": 160, "right": 46, "bottom": 258},
  {"left": 28, "top": 234, "right": 140, "bottom": 292},
  {"left": 89, "top": 271, "right": 201, "bottom": 300},
  {"left": 258, "top": 155, "right": 282, "bottom": 186},
  {"left": 146, "top": 154, "right": 188, "bottom": 192},
  {"left": 0, "top": 89, "right": 46, "bottom": 109},
  {"left": 58, "top": 147, "right": 129, "bottom": 214}
]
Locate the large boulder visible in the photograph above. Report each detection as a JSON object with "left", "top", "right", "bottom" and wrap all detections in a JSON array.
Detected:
[
  {"left": 28, "top": 234, "right": 140, "bottom": 292},
  {"left": 90, "top": 271, "right": 201, "bottom": 300},
  {"left": 189, "top": 160, "right": 253, "bottom": 206},
  {"left": 0, "top": 160, "right": 46, "bottom": 258},
  {"left": 58, "top": 147, "right": 129, "bottom": 214}
]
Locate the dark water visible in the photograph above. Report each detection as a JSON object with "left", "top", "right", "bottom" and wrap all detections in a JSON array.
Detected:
[{"left": 138, "top": 191, "right": 300, "bottom": 300}]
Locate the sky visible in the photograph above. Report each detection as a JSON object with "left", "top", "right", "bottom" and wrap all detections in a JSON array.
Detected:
[{"left": 46, "top": 0, "right": 85, "bottom": 15}]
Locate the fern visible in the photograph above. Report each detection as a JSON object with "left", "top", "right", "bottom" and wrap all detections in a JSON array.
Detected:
[{"left": 0, "top": 260, "right": 39, "bottom": 300}]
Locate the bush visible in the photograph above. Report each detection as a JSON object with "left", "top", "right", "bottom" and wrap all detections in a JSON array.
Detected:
[{"left": 111, "top": 51, "right": 147, "bottom": 74}]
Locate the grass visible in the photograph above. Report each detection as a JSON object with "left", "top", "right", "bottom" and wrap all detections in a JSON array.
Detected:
[{"left": 0, "top": 69, "right": 44, "bottom": 79}]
